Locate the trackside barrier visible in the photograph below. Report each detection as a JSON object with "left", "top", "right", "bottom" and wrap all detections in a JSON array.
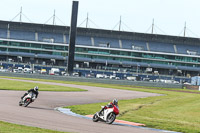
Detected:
[{"left": 0, "top": 72, "right": 182, "bottom": 88}]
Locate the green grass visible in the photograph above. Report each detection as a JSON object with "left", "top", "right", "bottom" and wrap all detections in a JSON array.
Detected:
[
  {"left": 0, "top": 121, "right": 68, "bottom": 133},
  {"left": 66, "top": 87, "right": 200, "bottom": 133},
  {"left": 0, "top": 78, "right": 85, "bottom": 91}
]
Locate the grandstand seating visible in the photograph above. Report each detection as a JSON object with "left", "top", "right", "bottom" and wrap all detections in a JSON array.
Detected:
[
  {"left": 133, "top": 40, "right": 148, "bottom": 51},
  {"left": 65, "top": 34, "right": 69, "bottom": 44},
  {"left": 121, "top": 39, "right": 133, "bottom": 49},
  {"left": 38, "top": 32, "right": 63, "bottom": 43},
  {"left": 149, "top": 42, "right": 175, "bottom": 53},
  {"left": 121, "top": 40, "right": 147, "bottom": 51},
  {"left": 1, "top": 28, "right": 199, "bottom": 57},
  {"left": 176, "top": 44, "right": 199, "bottom": 55},
  {"left": 76, "top": 35, "right": 92, "bottom": 46},
  {"left": 0, "top": 28, "right": 7, "bottom": 38},
  {"left": 10, "top": 30, "right": 35, "bottom": 41},
  {"left": 94, "top": 37, "right": 120, "bottom": 48}
]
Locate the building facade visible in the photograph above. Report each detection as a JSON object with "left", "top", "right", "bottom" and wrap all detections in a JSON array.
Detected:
[{"left": 0, "top": 20, "right": 200, "bottom": 77}]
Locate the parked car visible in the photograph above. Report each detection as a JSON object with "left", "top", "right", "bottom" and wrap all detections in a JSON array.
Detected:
[
  {"left": 41, "top": 69, "right": 47, "bottom": 74},
  {"left": 49, "top": 68, "right": 60, "bottom": 75},
  {"left": 96, "top": 74, "right": 104, "bottom": 78},
  {"left": 127, "top": 76, "right": 136, "bottom": 81},
  {"left": 24, "top": 68, "right": 32, "bottom": 73},
  {"left": 86, "top": 73, "right": 95, "bottom": 78}
]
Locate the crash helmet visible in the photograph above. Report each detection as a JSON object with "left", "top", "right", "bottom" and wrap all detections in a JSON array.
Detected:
[
  {"left": 113, "top": 99, "right": 118, "bottom": 106},
  {"left": 34, "top": 86, "right": 39, "bottom": 91}
]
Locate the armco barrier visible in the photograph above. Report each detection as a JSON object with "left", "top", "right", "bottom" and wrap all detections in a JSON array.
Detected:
[{"left": 0, "top": 72, "right": 182, "bottom": 88}]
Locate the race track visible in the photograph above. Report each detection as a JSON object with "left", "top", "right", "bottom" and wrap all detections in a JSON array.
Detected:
[{"left": 0, "top": 78, "right": 162, "bottom": 133}]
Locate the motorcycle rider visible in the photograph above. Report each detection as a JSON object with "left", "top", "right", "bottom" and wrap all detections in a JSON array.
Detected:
[
  {"left": 98, "top": 99, "right": 118, "bottom": 116},
  {"left": 21, "top": 86, "right": 39, "bottom": 100}
]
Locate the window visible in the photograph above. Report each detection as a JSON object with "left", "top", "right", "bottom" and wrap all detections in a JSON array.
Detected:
[
  {"left": 54, "top": 45, "right": 64, "bottom": 50},
  {"left": 41, "top": 51, "right": 52, "bottom": 55},
  {"left": 42, "top": 45, "right": 53, "bottom": 50},
  {"left": 19, "top": 49, "right": 29, "bottom": 53},
  {"left": 0, "top": 47, "right": 7, "bottom": 51},
  {"left": 31, "top": 44, "right": 41, "bottom": 48},
  {"left": 98, "top": 49, "right": 109, "bottom": 55},
  {"left": 53, "top": 52, "right": 61, "bottom": 56},
  {"left": 120, "top": 51, "right": 130, "bottom": 56},
  {"left": 8, "top": 48, "right": 18, "bottom": 52},
  {"left": 10, "top": 42, "right": 20, "bottom": 46},
  {"left": 110, "top": 50, "right": 119, "bottom": 55}
]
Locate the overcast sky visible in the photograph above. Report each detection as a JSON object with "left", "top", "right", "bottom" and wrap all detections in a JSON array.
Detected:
[{"left": 0, "top": 0, "right": 200, "bottom": 38}]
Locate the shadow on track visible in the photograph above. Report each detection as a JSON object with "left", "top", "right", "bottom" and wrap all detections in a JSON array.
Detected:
[{"left": 27, "top": 106, "right": 53, "bottom": 110}]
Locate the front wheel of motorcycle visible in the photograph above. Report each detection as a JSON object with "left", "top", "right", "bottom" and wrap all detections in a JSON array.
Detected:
[
  {"left": 24, "top": 98, "right": 31, "bottom": 107},
  {"left": 92, "top": 113, "right": 99, "bottom": 122},
  {"left": 106, "top": 113, "right": 116, "bottom": 124}
]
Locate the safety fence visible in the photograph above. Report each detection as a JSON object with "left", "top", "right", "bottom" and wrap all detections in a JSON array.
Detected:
[{"left": 0, "top": 72, "right": 182, "bottom": 88}]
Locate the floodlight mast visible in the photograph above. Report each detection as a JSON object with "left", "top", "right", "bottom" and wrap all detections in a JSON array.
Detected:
[
  {"left": 20, "top": 7, "right": 22, "bottom": 22},
  {"left": 67, "top": 1, "right": 79, "bottom": 75},
  {"left": 184, "top": 22, "right": 186, "bottom": 37},
  {"left": 53, "top": 10, "right": 56, "bottom": 25},
  {"left": 86, "top": 13, "right": 88, "bottom": 28},
  {"left": 119, "top": 16, "right": 121, "bottom": 31},
  {"left": 151, "top": 19, "right": 154, "bottom": 34}
]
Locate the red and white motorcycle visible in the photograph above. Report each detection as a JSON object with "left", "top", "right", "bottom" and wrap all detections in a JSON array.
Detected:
[
  {"left": 19, "top": 92, "right": 36, "bottom": 107},
  {"left": 92, "top": 103, "right": 119, "bottom": 124}
]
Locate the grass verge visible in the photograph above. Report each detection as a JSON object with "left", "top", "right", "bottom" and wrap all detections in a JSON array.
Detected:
[
  {"left": 0, "top": 78, "right": 85, "bottom": 91},
  {"left": 0, "top": 121, "right": 68, "bottom": 133},
  {"left": 66, "top": 87, "right": 200, "bottom": 133}
]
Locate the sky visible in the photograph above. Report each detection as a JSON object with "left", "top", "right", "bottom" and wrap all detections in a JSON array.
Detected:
[{"left": 0, "top": 0, "right": 200, "bottom": 38}]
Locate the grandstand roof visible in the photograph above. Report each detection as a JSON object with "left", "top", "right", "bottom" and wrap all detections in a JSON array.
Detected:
[{"left": 0, "top": 20, "right": 200, "bottom": 46}]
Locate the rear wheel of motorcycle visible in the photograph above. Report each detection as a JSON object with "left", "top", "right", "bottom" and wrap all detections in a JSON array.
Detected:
[
  {"left": 19, "top": 100, "right": 23, "bottom": 106},
  {"left": 106, "top": 113, "right": 116, "bottom": 124},
  {"left": 92, "top": 114, "right": 99, "bottom": 122},
  {"left": 24, "top": 98, "right": 31, "bottom": 107}
]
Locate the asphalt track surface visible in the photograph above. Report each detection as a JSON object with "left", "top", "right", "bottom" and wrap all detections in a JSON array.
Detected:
[{"left": 0, "top": 78, "right": 162, "bottom": 133}]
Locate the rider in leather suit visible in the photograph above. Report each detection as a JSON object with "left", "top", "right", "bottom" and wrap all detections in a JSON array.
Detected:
[
  {"left": 98, "top": 99, "right": 118, "bottom": 116},
  {"left": 21, "top": 86, "right": 39, "bottom": 99}
]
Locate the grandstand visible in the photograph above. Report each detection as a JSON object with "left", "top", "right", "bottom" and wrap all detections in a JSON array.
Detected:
[{"left": 0, "top": 20, "right": 199, "bottom": 80}]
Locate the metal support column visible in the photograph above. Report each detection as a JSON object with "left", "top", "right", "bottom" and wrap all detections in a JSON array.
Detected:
[{"left": 67, "top": 1, "right": 79, "bottom": 75}]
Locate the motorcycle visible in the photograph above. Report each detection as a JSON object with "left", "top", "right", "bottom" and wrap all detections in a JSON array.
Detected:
[
  {"left": 92, "top": 103, "right": 119, "bottom": 124},
  {"left": 19, "top": 92, "right": 36, "bottom": 107}
]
